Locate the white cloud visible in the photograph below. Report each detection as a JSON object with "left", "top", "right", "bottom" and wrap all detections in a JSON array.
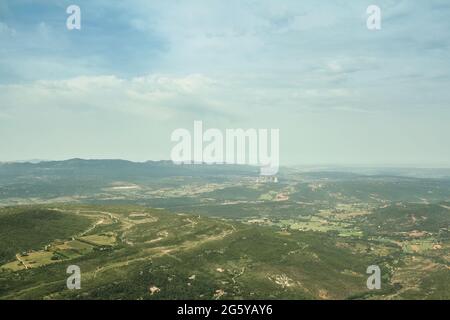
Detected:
[
  {"left": 0, "top": 74, "right": 226, "bottom": 120},
  {"left": 0, "top": 70, "right": 371, "bottom": 133}
]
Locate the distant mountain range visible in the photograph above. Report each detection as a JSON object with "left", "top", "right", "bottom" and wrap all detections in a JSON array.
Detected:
[
  {"left": 1, "top": 159, "right": 450, "bottom": 181},
  {"left": 0, "top": 158, "right": 260, "bottom": 183}
]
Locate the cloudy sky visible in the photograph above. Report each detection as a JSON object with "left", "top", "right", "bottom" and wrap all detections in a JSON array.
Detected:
[{"left": 1, "top": 0, "right": 450, "bottom": 166}]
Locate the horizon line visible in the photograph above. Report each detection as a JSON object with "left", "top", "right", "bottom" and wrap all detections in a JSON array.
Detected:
[{"left": 2, "top": 158, "right": 450, "bottom": 170}]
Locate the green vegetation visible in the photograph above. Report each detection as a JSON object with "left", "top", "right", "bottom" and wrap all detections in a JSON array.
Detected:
[
  {"left": 0, "top": 208, "right": 93, "bottom": 265},
  {"left": 0, "top": 161, "right": 448, "bottom": 300}
]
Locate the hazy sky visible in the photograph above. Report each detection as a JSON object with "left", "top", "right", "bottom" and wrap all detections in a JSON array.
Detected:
[{"left": 1, "top": 0, "right": 450, "bottom": 166}]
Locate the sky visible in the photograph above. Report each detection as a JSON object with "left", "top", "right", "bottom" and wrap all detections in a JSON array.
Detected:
[{"left": 0, "top": 0, "right": 450, "bottom": 166}]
